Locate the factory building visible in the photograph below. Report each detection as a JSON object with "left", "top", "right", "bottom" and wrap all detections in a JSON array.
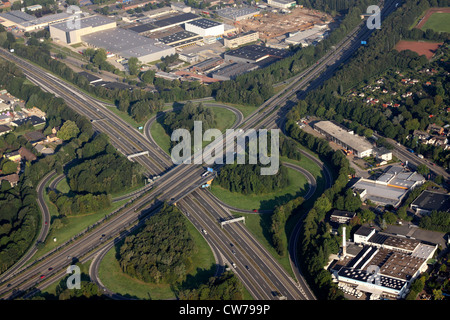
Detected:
[
  {"left": 329, "top": 226, "right": 437, "bottom": 300},
  {"left": 190, "top": 57, "right": 224, "bottom": 73},
  {"left": 0, "top": 10, "right": 75, "bottom": 31},
  {"left": 184, "top": 18, "right": 224, "bottom": 37},
  {"left": 49, "top": 15, "right": 117, "bottom": 44},
  {"left": 313, "top": 120, "right": 373, "bottom": 158},
  {"left": 224, "top": 31, "right": 259, "bottom": 48},
  {"left": 171, "top": 2, "right": 191, "bottom": 13},
  {"left": 211, "top": 62, "right": 258, "bottom": 81},
  {"left": 410, "top": 190, "right": 450, "bottom": 215},
  {"left": 285, "top": 25, "right": 327, "bottom": 46},
  {"left": 128, "top": 12, "right": 199, "bottom": 34},
  {"left": 216, "top": 6, "right": 260, "bottom": 21},
  {"left": 267, "top": 0, "right": 296, "bottom": 9},
  {"left": 351, "top": 166, "right": 425, "bottom": 208},
  {"left": 82, "top": 27, "right": 176, "bottom": 63},
  {"left": 158, "top": 30, "right": 202, "bottom": 48},
  {"left": 224, "top": 44, "right": 289, "bottom": 64}
]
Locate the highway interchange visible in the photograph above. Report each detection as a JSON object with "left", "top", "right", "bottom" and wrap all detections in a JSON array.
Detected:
[{"left": 0, "top": 0, "right": 421, "bottom": 301}]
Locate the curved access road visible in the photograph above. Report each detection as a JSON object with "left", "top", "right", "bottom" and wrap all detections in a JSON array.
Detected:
[{"left": 0, "top": 170, "right": 56, "bottom": 282}]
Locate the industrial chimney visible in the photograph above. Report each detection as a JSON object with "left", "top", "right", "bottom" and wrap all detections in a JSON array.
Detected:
[{"left": 342, "top": 226, "right": 347, "bottom": 258}]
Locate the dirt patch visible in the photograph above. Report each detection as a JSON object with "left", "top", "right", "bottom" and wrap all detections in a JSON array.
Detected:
[
  {"left": 394, "top": 40, "right": 442, "bottom": 59},
  {"left": 415, "top": 7, "right": 450, "bottom": 29}
]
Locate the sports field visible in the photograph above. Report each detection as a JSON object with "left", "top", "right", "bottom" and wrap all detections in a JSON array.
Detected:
[
  {"left": 420, "top": 12, "right": 450, "bottom": 33},
  {"left": 395, "top": 40, "right": 442, "bottom": 59},
  {"left": 415, "top": 7, "right": 450, "bottom": 33}
]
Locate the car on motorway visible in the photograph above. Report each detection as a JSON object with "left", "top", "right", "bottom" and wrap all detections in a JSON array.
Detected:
[
  {"left": 40, "top": 275, "right": 45, "bottom": 279},
  {"left": 253, "top": 209, "right": 258, "bottom": 213},
  {"left": 245, "top": 265, "right": 250, "bottom": 271},
  {"left": 202, "top": 229, "right": 207, "bottom": 235},
  {"left": 418, "top": 154, "right": 424, "bottom": 159},
  {"left": 48, "top": 267, "right": 53, "bottom": 271},
  {"left": 231, "top": 262, "right": 236, "bottom": 268}
]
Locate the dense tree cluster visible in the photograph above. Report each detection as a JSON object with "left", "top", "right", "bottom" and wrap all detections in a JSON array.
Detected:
[
  {"left": 419, "top": 210, "right": 450, "bottom": 233},
  {"left": 215, "top": 164, "right": 289, "bottom": 195},
  {"left": 163, "top": 102, "right": 216, "bottom": 133},
  {"left": 49, "top": 190, "right": 111, "bottom": 216},
  {"left": 179, "top": 272, "right": 244, "bottom": 300},
  {"left": 67, "top": 153, "right": 143, "bottom": 194},
  {"left": 118, "top": 204, "right": 197, "bottom": 284},
  {"left": 270, "top": 196, "right": 304, "bottom": 256}
]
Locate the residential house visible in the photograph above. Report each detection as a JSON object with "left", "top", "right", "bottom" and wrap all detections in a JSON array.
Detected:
[
  {"left": 427, "top": 124, "right": 444, "bottom": 135},
  {"left": 3, "top": 150, "right": 21, "bottom": 162},
  {"left": 18, "top": 147, "right": 37, "bottom": 162},
  {"left": 0, "top": 173, "right": 19, "bottom": 187},
  {"left": 0, "top": 124, "right": 11, "bottom": 136}
]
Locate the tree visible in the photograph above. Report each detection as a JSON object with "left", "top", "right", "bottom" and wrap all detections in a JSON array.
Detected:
[
  {"left": 363, "top": 128, "right": 373, "bottom": 138},
  {"left": 416, "top": 164, "right": 429, "bottom": 176},
  {"left": 57, "top": 120, "right": 80, "bottom": 141},
  {"left": 127, "top": 57, "right": 139, "bottom": 76},
  {"left": 141, "top": 70, "right": 155, "bottom": 84},
  {"left": 1, "top": 160, "right": 18, "bottom": 175}
]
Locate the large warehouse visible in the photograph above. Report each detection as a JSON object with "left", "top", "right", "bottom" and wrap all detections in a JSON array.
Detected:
[
  {"left": 224, "top": 44, "right": 289, "bottom": 64},
  {"left": 216, "top": 7, "right": 260, "bottom": 21},
  {"left": 50, "top": 15, "right": 117, "bottom": 44},
  {"left": 128, "top": 12, "right": 199, "bottom": 34},
  {"left": 82, "top": 27, "right": 175, "bottom": 63},
  {"left": 0, "top": 10, "right": 74, "bottom": 31},
  {"left": 184, "top": 18, "right": 224, "bottom": 37},
  {"left": 313, "top": 120, "right": 373, "bottom": 158}
]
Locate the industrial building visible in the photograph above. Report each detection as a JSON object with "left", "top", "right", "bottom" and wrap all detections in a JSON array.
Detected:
[
  {"left": 82, "top": 27, "right": 176, "bottom": 63},
  {"left": 314, "top": 121, "right": 373, "bottom": 158},
  {"left": 351, "top": 166, "right": 425, "bottom": 208},
  {"left": 211, "top": 62, "right": 258, "bottom": 81},
  {"left": 190, "top": 57, "right": 224, "bottom": 73},
  {"left": 50, "top": 15, "right": 117, "bottom": 44},
  {"left": 158, "top": 30, "right": 202, "bottom": 48},
  {"left": 285, "top": 25, "right": 328, "bottom": 46},
  {"left": 216, "top": 6, "right": 260, "bottom": 21},
  {"left": 329, "top": 226, "right": 437, "bottom": 300},
  {"left": 224, "top": 31, "right": 259, "bottom": 48},
  {"left": 171, "top": 2, "right": 191, "bottom": 13},
  {"left": 0, "top": 10, "right": 75, "bottom": 32},
  {"left": 128, "top": 12, "right": 200, "bottom": 34},
  {"left": 184, "top": 18, "right": 224, "bottom": 37},
  {"left": 224, "top": 44, "right": 289, "bottom": 64},
  {"left": 267, "top": 0, "right": 296, "bottom": 9},
  {"left": 410, "top": 190, "right": 450, "bottom": 215}
]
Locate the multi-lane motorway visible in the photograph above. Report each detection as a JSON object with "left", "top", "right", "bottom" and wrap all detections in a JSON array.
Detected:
[{"left": 0, "top": 0, "right": 404, "bottom": 300}]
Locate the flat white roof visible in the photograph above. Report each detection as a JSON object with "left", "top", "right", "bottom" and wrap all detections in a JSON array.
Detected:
[{"left": 314, "top": 121, "right": 373, "bottom": 153}]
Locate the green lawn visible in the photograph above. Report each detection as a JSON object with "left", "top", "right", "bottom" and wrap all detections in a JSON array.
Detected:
[
  {"left": 210, "top": 167, "right": 308, "bottom": 211},
  {"left": 421, "top": 12, "right": 450, "bottom": 33},
  {"left": 56, "top": 177, "right": 70, "bottom": 194},
  {"left": 97, "top": 215, "right": 216, "bottom": 300},
  {"left": 151, "top": 106, "right": 237, "bottom": 155}
]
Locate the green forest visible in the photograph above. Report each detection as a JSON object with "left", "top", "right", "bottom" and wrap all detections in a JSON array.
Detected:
[
  {"left": 118, "top": 203, "right": 198, "bottom": 284},
  {"left": 67, "top": 153, "right": 143, "bottom": 194},
  {"left": 215, "top": 164, "right": 289, "bottom": 195},
  {"left": 179, "top": 272, "right": 244, "bottom": 300}
]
